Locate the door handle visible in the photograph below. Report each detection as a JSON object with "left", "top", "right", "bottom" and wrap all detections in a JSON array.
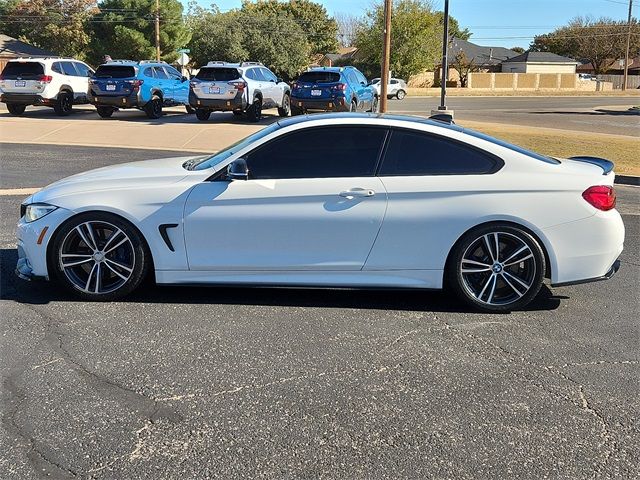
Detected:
[{"left": 339, "top": 189, "right": 375, "bottom": 198}]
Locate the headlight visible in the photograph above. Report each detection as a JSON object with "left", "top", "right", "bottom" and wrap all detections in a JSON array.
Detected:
[{"left": 23, "top": 203, "right": 58, "bottom": 223}]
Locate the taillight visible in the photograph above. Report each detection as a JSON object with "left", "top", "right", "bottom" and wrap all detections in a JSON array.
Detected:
[
  {"left": 582, "top": 185, "right": 616, "bottom": 211},
  {"left": 127, "top": 79, "right": 143, "bottom": 92},
  {"left": 228, "top": 81, "right": 246, "bottom": 91},
  {"left": 331, "top": 83, "right": 347, "bottom": 91},
  {"left": 38, "top": 75, "right": 53, "bottom": 83}
]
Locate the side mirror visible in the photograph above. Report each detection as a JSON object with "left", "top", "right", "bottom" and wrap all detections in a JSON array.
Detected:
[
  {"left": 276, "top": 77, "right": 283, "bottom": 83},
  {"left": 226, "top": 158, "right": 249, "bottom": 181},
  {"left": 360, "top": 81, "right": 366, "bottom": 86}
]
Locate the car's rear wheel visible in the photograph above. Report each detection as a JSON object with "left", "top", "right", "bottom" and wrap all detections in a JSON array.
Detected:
[
  {"left": 50, "top": 212, "right": 151, "bottom": 301},
  {"left": 246, "top": 96, "right": 262, "bottom": 122},
  {"left": 96, "top": 106, "right": 115, "bottom": 118},
  {"left": 396, "top": 89, "right": 406, "bottom": 100},
  {"left": 447, "top": 224, "right": 545, "bottom": 312},
  {"left": 368, "top": 96, "right": 379, "bottom": 113},
  {"left": 277, "top": 94, "right": 290, "bottom": 117},
  {"left": 54, "top": 91, "right": 73, "bottom": 116},
  {"left": 144, "top": 95, "right": 163, "bottom": 119},
  {"left": 185, "top": 105, "right": 195, "bottom": 114},
  {"left": 232, "top": 110, "right": 243, "bottom": 116},
  {"left": 6, "top": 103, "right": 26, "bottom": 116},
  {"left": 195, "top": 108, "right": 211, "bottom": 121}
]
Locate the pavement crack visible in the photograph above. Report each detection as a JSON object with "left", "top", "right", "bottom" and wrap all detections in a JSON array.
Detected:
[
  {"left": 380, "top": 328, "right": 421, "bottom": 352},
  {"left": 550, "top": 359, "right": 638, "bottom": 369}
]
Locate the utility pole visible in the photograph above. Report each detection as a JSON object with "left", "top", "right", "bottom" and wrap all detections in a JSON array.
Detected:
[
  {"left": 379, "top": 0, "right": 392, "bottom": 113},
  {"left": 155, "top": 0, "right": 161, "bottom": 61},
  {"left": 622, "top": 0, "right": 633, "bottom": 91}
]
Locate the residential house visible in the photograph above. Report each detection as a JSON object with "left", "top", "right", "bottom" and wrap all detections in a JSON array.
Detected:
[
  {"left": 0, "top": 34, "right": 57, "bottom": 72},
  {"left": 501, "top": 52, "right": 579, "bottom": 73}
]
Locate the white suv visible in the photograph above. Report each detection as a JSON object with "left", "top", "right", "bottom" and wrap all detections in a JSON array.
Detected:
[
  {"left": 189, "top": 61, "right": 291, "bottom": 122},
  {"left": 371, "top": 77, "right": 407, "bottom": 100},
  {"left": 0, "top": 57, "right": 94, "bottom": 116}
]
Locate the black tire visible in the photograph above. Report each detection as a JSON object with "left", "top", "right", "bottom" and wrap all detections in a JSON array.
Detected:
[
  {"left": 96, "top": 106, "right": 115, "bottom": 118},
  {"left": 349, "top": 99, "right": 357, "bottom": 112},
  {"left": 446, "top": 223, "right": 545, "bottom": 312},
  {"left": 245, "top": 96, "right": 262, "bottom": 122},
  {"left": 396, "top": 89, "right": 406, "bottom": 100},
  {"left": 6, "top": 103, "right": 26, "bottom": 116},
  {"left": 144, "top": 95, "right": 163, "bottom": 119},
  {"left": 49, "top": 212, "right": 151, "bottom": 301},
  {"left": 232, "top": 110, "right": 243, "bottom": 116},
  {"left": 368, "top": 96, "right": 379, "bottom": 113},
  {"left": 195, "top": 108, "right": 211, "bottom": 121},
  {"left": 290, "top": 105, "right": 303, "bottom": 116},
  {"left": 277, "top": 93, "right": 290, "bottom": 117},
  {"left": 185, "top": 105, "right": 195, "bottom": 114},
  {"left": 54, "top": 91, "right": 73, "bottom": 116}
]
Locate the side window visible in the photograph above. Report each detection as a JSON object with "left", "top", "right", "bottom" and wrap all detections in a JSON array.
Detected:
[
  {"left": 144, "top": 67, "right": 155, "bottom": 78},
  {"left": 261, "top": 68, "right": 277, "bottom": 82},
  {"left": 380, "top": 129, "right": 500, "bottom": 176},
  {"left": 346, "top": 70, "right": 359, "bottom": 86},
  {"left": 153, "top": 66, "right": 169, "bottom": 79},
  {"left": 74, "top": 62, "right": 91, "bottom": 77},
  {"left": 390, "top": 79, "right": 398, "bottom": 85},
  {"left": 51, "top": 62, "right": 63, "bottom": 74},
  {"left": 61, "top": 61, "right": 78, "bottom": 76},
  {"left": 245, "top": 126, "right": 387, "bottom": 179},
  {"left": 247, "top": 68, "right": 265, "bottom": 81},
  {"left": 165, "top": 66, "right": 182, "bottom": 80},
  {"left": 355, "top": 71, "right": 367, "bottom": 85}
]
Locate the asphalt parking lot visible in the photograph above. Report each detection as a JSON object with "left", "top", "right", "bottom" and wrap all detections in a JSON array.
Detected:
[{"left": 0, "top": 143, "right": 638, "bottom": 479}]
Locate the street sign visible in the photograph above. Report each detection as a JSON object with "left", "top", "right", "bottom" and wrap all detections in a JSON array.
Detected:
[
  {"left": 177, "top": 48, "right": 190, "bottom": 54},
  {"left": 177, "top": 53, "right": 190, "bottom": 66}
]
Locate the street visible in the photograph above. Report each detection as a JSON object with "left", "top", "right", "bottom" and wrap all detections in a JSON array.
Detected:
[{"left": 0, "top": 144, "right": 638, "bottom": 479}]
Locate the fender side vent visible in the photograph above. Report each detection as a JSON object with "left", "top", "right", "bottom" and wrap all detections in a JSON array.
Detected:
[{"left": 158, "top": 224, "right": 179, "bottom": 252}]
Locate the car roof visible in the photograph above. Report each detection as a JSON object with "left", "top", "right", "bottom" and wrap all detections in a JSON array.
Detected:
[
  {"left": 276, "top": 112, "right": 463, "bottom": 132},
  {"left": 307, "top": 66, "right": 351, "bottom": 73}
]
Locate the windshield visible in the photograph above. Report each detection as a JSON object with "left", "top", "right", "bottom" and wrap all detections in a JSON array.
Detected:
[
  {"left": 190, "top": 123, "right": 282, "bottom": 171},
  {"left": 2, "top": 62, "right": 44, "bottom": 79},
  {"left": 94, "top": 65, "right": 136, "bottom": 78}
]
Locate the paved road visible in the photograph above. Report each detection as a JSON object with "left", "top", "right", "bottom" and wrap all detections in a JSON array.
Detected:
[
  {"left": 1, "top": 145, "right": 638, "bottom": 479},
  {"left": 387, "top": 96, "right": 640, "bottom": 137}
]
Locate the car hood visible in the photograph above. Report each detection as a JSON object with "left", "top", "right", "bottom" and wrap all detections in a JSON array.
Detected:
[{"left": 30, "top": 155, "right": 208, "bottom": 204}]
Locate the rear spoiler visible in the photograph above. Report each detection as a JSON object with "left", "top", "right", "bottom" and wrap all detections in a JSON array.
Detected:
[{"left": 568, "top": 156, "right": 614, "bottom": 175}]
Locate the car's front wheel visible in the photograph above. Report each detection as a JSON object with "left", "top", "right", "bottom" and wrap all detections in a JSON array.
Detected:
[
  {"left": 49, "top": 212, "right": 151, "bottom": 301},
  {"left": 7, "top": 103, "right": 26, "bottom": 115},
  {"left": 447, "top": 224, "right": 545, "bottom": 312}
]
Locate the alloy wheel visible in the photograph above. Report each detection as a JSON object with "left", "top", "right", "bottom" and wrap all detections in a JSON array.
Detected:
[
  {"left": 58, "top": 221, "right": 135, "bottom": 294},
  {"left": 460, "top": 231, "right": 536, "bottom": 306}
]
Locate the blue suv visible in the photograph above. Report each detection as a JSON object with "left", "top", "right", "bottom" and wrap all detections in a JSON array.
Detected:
[
  {"left": 88, "top": 60, "right": 191, "bottom": 119},
  {"left": 290, "top": 66, "right": 377, "bottom": 115}
]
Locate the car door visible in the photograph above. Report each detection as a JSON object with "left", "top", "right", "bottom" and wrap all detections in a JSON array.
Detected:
[
  {"left": 260, "top": 67, "right": 281, "bottom": 107},
  {"left": 152, "top": 66, "right": 171, "bottom": 102},
  {"left": 354, "top": 69, "right": 374, "bottom": 110},
  {"left": 164, "top": 65, "right": 188, "bottom": 104},
  {"left": 183, "top": 125, "right": 389, "bottom": 271},
  {"left": 60, "top": 61, "right": 80, "bottom": 99},
  {"left": 72, "top": 62, "right": 93, "bottom": 101},
  {"left": 245, "top": 67, "right": 266, "bottom": 103}
]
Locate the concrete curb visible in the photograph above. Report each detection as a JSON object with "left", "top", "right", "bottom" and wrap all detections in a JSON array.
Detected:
[{"left": 615, "top": 175, "right": 640, "bottom": 186}]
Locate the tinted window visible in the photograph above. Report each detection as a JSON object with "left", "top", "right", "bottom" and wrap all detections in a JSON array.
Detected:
[
  {"left": 74, "top": 62, "right": 91, "bottom": 77},
  {"left": 390, "top": 79, "right": 398, "bottom": 84},
  {"left": 354, "top": 70, "right": 367, "bottom": 85},
  {"left": 94, "top": 65, "right": 136, "bottom": 78},
  {"left": 51, "top": 62, "right": 63, "bottom": 74},
  {"left": 153, "top": 66, "right": 169, "bottom": 79},
  {"left": 195, "top": 67, "right": 240, "bottom": 81},
  {"left": 61, "top": 61, "right": 78, "bottom": 76},
  {"left": 298, "top": 71, "right": 341, "bottom": 83},
  {"left": 346, "top": 70, "right": 359, "bottom": 85},
  {"left": 143, "top": 67, "right": 155, "bottom": 78},
  {"left": 245, "top": 126, "right": 386, "bottom": 179},
  {"left": 462, "top": 128, "right": 560, "bottom": 165},
  {"left": 1, "top": 62, "right": 44, "bottom": 79},
  {"left": 165, "top": 66, "right": 181, "bottom": 80},
  {"left": 380, "top": 129, "right": 499, "bottom": 176},
  {"left": 246, "top": 68, "right": 266, "bottom": 81},
  {"left": 261, "top": 68, "right": 277, "bottom": 82}
]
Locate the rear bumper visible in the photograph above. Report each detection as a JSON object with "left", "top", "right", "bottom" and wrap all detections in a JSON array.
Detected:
[
  {"left": 88, "top": 91, "right": 140, "bottom": 108},
  {"left": 1, "top": 93, "right": 51, "bottom": 105},
  {"left": 291, "top": 96, "right": 349, "bottom": 112},
  {"left": 189, "top": 91, "right": 246, "bottom": 111},
  {"left": 552, "top": 259, "right": 620, "bottom": 287}
]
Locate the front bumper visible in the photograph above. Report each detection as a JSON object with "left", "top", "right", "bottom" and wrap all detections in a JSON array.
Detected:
[
  {"left": 291, "top": 96, "right": 349, "bottom": 112},
  {"left": 88, "top": 91, "right": 140, "bottom": 109},
  {"left": 189, "top": 91, "right": 246, "bottom": 111}
]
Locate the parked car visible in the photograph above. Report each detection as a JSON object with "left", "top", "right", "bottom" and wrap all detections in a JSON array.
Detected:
[
  {"left": 16, "top": 113, "right": 624, "bottom": 312},
  {"left": 290, "top": 66, "right": 378, "bottom": 115},
  {"left": 87, "top": 60, "right": 191, "bottom": 119},
  {"left": 189, "top": 61, "right": 291, "bottom": 122},
  {"left": 370, "top": 77, "right": 408, "bottom": 99},
  {"left": 0, "top": 57, "right": 94, "bottom": 116}
]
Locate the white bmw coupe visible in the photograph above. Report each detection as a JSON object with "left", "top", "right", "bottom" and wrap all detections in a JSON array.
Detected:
[{"left": 16, "top": 113, "right": 624, "bottom": 312}]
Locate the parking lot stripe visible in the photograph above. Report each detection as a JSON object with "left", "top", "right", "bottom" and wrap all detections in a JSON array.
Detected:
[{"left": 0, "top": 188, "right": 40, "bottom": 196}]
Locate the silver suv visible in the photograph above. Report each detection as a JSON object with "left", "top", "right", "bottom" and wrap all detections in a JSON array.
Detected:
[
  {"left": 189, "top": 61, "right": 291, "bottom": 122},
  {"left": 0, "top": 57, "right": 94, "bottom": 116}
]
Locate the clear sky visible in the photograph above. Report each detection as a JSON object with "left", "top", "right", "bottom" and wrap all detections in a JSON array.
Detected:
[{"left": 185, "top": 0, "right": 637, "bottom": 49}]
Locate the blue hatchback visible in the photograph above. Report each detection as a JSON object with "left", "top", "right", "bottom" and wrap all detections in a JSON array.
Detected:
[
  {"left": 88, "top": 60, "right": 191, "bottom": 119},
  {"left": 290, "top": 66, "right": 377, "bottom": 115}
]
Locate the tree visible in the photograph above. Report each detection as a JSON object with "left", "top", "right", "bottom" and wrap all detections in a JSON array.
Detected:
[
  {"left": 435, "top": 11, "right": 471, "bottom": 41},
  {"left": 531, "top": 16, "right": 640, "bottom": 74},
  {"left": 88, "top": 0, "right": 190, "bottom": 65},
  {"left": 450, "top": 50, "right": 484, "bottom": 87},
  {"left": 240, "top": 0, "right": 339, "bottom": 54},
  {"left": 335, "top": 12, "right": 359, "bottom": 47},
  {"left": 510, "top": 47, "right": 526, "bottom": 54},
  {"left": 186, "top": 5, "right": 310, "bottom": 80},
  {"left": 0, "top": 0, "right": 97, "bottom": 60},
  {"left": 353, "top": 0, "right": 445, "bottom": 80}
]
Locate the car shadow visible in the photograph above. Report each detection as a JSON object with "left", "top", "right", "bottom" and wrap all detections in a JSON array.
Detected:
[{"left": 0, "top": 248, "right": 562, "bottom": 313}]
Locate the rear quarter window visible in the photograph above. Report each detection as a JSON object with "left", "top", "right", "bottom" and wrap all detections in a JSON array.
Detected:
[
  {"left": 380, "top": 129, "right": 502, "bottom": 176},
  {"left": 1, "top": 62, "right": 44, "bottom": 79},
  {"left": 195, "top": 67, "right": 240, "bottom": 81},
  {"left": 94, "top": 65, "right": 136, "bottom": 78},
  {"left": 298, "top": 71, "right": 341, "bottom": 83}
]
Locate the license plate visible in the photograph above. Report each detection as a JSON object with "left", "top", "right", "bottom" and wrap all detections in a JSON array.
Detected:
[
  {"left": 15, "top": 81, "right": 26, "bottom": 87},
  {"left": 106, "top": 84, "right": 116, "bottom": 91},
  {"left": 311, "top": 89, "right": 321, "bottom": 96},
  {"left": 209, "top": 86, "right": 220, "bottom": 94}
]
